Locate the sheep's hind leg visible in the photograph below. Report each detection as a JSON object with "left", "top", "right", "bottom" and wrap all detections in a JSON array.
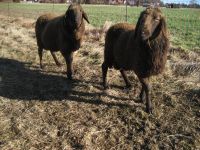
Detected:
[
  {"left": 139, "top": 77, "right": 152, "bottom": 114},
  {"left": 50, "top": 51, "right": 61, "bottom": 67},
  {"left": 62, "top": 51, "right": 73, "bottom": 80},
  {"left": 120, "top": 69, "right": 131, "bottom": 88},
  {"left": 102, "top": 62, "right": 109, "bottom": 89},
  {"left": 139, "top": 86, "right": 145, "bottom": 103},
  {"left": 38, "top": 47, "right": 43, "bottom": 69}
]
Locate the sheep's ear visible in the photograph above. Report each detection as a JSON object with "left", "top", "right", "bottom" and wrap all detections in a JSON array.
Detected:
[
  {"left": 159, "top": 17, "right": 168, "bottom": 36},
  {"left": 160, "top": 17, "right": 167, "bottom": 30},
  {"left": 65, "top": 9, "right": 70, "bottom": 18},
  {"left": 153, "top": 16, "right": 167, "bottom": 39},
  {"left": 155, "top": 7, "right": 162, "bottom": 13},
  {"left": 67, "top": 4, "right": 73, "bottom": 10},
  {"left": 82, "top": 11, "right": 90, "bottom": 24},
  {"left": 134, "top": 12, "right": 143, "bottom": 38}
]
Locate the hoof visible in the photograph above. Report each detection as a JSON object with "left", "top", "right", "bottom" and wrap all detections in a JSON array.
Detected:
[
  {"left": 40, "top": 65, "right": 44, "bottom": 69},
  {"left": 67, "top": 76, "right": 72, "bottom": 80},
  {"left": 146, "top": 107, "right": 153, "bottom": 114},
  {"left": 103, "top": 83, "right": 109, "bottom": 90},
  {"left": 67, "top": 73, "right": 72, "bottom": 80},
  {"left": 56, "top": 62, "right": 62, "bottom": 67},
  {"left": 125, "top": 84, "right": 132, "bottom": 89}
]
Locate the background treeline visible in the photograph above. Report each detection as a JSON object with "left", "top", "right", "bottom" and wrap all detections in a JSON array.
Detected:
[{"left": 0, "top": 0, "right": 200, "bottom": 8}]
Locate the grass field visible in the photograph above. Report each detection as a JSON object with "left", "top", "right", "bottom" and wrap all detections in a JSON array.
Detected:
[
  {"left": 0, "top": 3, "right": 200, "bottom": 150},
  {"left": 0, "top": 3, "right": 200, "bottom": 50}
]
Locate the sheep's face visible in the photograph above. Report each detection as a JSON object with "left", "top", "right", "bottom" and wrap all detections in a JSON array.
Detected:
[
  {"left": 137, "top": 7, "right": 163, "bottom": 41},
  {"left": 65, "top": 4, "right": 90, "bottom": 31}
]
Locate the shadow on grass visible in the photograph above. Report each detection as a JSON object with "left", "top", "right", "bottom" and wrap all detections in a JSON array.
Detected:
[
  {"left": 185, "top": 89, "right": 200, "bottom": 106},
  {"left": 0, "top": 58, "right": 136, "bottom": 109}
]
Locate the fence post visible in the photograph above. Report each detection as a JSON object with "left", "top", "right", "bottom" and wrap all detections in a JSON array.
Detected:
[
  {"left": 125, "top": 1, "right": 127, "bottom": 22},
  {"left": 7, "top": 2, "right": 10, "bottom": 19},
  {"left": 53, "top": 0, "right": 55, "bottom": 13}
]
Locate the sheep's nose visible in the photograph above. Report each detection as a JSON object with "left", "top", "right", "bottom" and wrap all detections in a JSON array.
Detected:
[{"left": 141, "top": 31, "right": 146, "bottom": 37}]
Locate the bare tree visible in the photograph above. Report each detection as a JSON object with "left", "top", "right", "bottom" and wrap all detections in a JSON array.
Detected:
[
  {"left": 190, "top": 0, "right": 197, "bottom": 4},
  {"left": 136, "top": 0, "right": 140, "bottom": 6},
  {"left": 84, "top": 0, "right": 91, "bottom": 4},
  {"left": 190, "top": 0, "right": 197, "bottom": 7}
]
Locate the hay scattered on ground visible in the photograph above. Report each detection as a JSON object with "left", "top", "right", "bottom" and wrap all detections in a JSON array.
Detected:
[{"left": 0, "top": 14, "right": 200, "bottom": 149}]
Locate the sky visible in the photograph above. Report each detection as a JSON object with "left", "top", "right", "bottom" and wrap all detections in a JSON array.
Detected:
[{"left": 162, "top": 0, "right": 200, "bottom": 4}]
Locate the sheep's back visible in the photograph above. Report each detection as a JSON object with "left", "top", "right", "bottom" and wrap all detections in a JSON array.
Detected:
[
  {"left": 113, "top": 30, "right": 135, "bottom": 70},
  {"left": 35, "top": 14, "right": 58, "bottom": 48},
  {"left": 104, "top": 23, "right": 134, "bottom": 68},
  {"left": 41, "top": 17, "right": 62, "bottom": 51}
]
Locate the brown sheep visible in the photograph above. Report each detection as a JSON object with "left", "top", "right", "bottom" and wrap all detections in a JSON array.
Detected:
[
  {"left": 102, "top": 7, "right": 169, "bottom": 113},
  {"left": 35, "top": 4, "right": 89, "bottom": 79}
]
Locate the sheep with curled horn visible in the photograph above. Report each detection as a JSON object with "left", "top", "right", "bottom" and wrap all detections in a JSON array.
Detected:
[
  {"left": 35, "top": 4, "right": 89, "bottom": 79},
  {"left": 102, "top": 7, "right": 170, "bottom": 113}
]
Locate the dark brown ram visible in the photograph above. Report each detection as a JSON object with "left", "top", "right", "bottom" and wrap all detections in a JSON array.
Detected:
[
  {"left": 35, "top": 4, "right": 89, "bottom": 79},
  {"left": 102, "top": 7, "right": 169, "bottom": 113}
]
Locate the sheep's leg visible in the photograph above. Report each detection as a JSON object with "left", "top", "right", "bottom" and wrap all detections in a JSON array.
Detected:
[
  {"left": 139, "top": 78, "right": 152, "bottom": 114},
  {"left": 102, "top": 62, "right": 109, "bottom": 89},
  {"left": 38, "top": 47, "right": 43, "bottom": 69},
  {"left": 50, "top": 51, "right": 61, "bottom": 67},
  {"left": 62, "top": 51, "right": 73, "bottom": 80},
  {"left": 139, "top": 86, "right": 145, "bottom": 103},
  {"left": 120, "top": 69, "right": 131, "bottom": 88}
]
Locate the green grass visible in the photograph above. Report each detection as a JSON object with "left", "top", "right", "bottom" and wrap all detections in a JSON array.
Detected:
[{"left": 0, "top": 2, "right": 200, "bottom": 50}]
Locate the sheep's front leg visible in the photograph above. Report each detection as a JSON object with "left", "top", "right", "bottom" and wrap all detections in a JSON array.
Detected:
[
  {"left": 38, "top": 47, "right": 43, "bottom": 69},
  {"left": 139, "top": 86, "right": 145, "bottom": 103},
  {"left": 50, "top": 51, "right": 61, "bottom": 67},
  {"left": 139, "top": 77, "right": 152, "bottom": 114},
  {"left": 120, "top": 69, "right": 131, "bottom": 88},
  {"left": 62, "top": 51, "right": 73, "bottom": 80}
]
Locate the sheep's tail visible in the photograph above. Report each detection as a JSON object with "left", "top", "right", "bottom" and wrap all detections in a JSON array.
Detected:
[
  {"left": 35, "top": 16, "right": 49, "bottom": 48},
  {"left": 104, "top": 29, "right": 115, "bottom": 68}
]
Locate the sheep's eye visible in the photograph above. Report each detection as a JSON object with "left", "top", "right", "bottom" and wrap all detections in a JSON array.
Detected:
[
  {"left": 154, "top": 18, "right": 160, "bottom": 22},
  {"left": 143, "top": 13, "right": 147, "bottom": 17}
]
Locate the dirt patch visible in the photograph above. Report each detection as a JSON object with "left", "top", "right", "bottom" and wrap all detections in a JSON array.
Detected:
[{"left": 0, "top": 14, "right": 200, "bottom": 149}]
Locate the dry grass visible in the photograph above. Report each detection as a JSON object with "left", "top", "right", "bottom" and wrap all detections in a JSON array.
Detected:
[{"left": 0, "top": 14, "right": 200, "bottom": 149}]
